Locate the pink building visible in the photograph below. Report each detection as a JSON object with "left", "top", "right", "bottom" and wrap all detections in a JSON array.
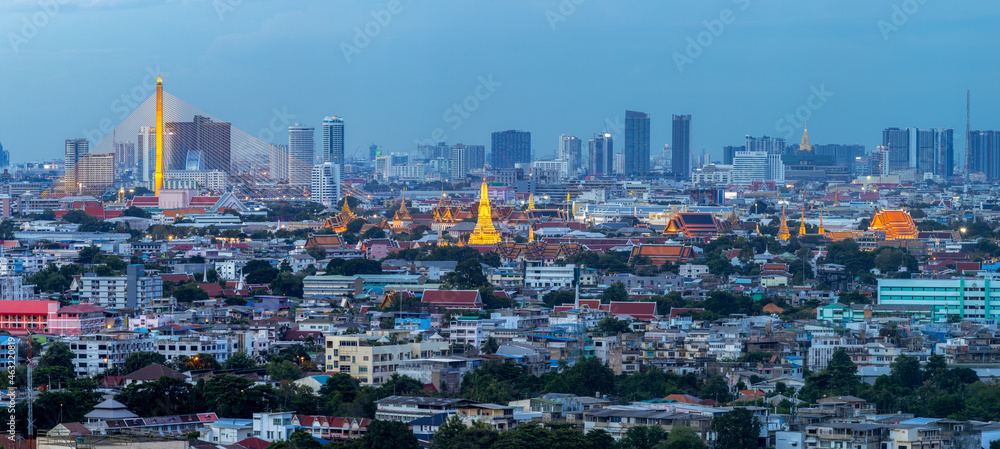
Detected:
[
  {"left": 0, "top": 300, "right": 59, "bottom": 333},
  {"left": 49, "top": 304, "right": 107, "bottom": 335}
]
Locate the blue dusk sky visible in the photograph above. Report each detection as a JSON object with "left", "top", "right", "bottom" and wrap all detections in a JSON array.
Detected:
[{"left": 1, "top": 0, "right": 999, "bottom": 163}]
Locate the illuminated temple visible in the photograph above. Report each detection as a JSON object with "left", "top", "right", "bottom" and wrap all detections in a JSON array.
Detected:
[
  {"left": 324, "top": 199, "right": 357, "bottom": 234},
  {"left": 467, "top": 182, "right": 501, "bottom": 245},
  {"left": 868, "top": 209, "right": 918, "bottom": 240}
]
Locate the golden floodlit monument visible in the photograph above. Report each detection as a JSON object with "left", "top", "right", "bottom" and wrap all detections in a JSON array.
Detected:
[
  {"left": 154, "top": 75, "right": 164, "bottom": 196},
  {"left": 468, "top": 182, "right": 501, "bottom": 245},
  {"left": 778, "top": 205, "right": 791, "bottom": 241}
]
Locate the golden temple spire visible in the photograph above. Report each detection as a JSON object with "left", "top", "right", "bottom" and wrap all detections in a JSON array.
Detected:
[
  {"left": 728, "top": 204, "right": 739, "bottom": 224},
  {"left": 818, "top": 205, "right": 825, "bottom": 235},
  {"left": 798, "top": 204, "right": 807, "bottom": 236},
  {"left": 528, "top": 193, "right": 535, "bottom": 210},
  {"left": 341, "top": 195, "right": 354, "bottom": 217},
  {"left": 778, "top": 205, "right": 790, "bottom": 241},
  {"left": 833, "top": 186, "right": 840, "bottom": 207},
  {"left": 468, "top": 182, "right": 501, "bottom": 245},
  {"left": 800, "top": 122, "right": 812, "bottom": 153},
  {"left": 529, "top": 224, "right": 534, "bottom": 242}
]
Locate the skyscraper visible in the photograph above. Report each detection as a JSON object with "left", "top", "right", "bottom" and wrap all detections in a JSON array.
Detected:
[
  {"left": 915, "top": 128, "right": 938, "bottom": 175},
  {"left": 722, "top": 145, "right": 744, "bottom": 165},
  {"left": 467, "top": 145, "right": 485, "bottom": 172},
  {"left": 559, "top": 135, "right": 582, "bottom": 175},
  {"left": 164, "top": 115, "right": 232, "bottom": 174},
  {"left": 969, "top": 130, "right": 1000, "bottom": 180},
  {"left": 588, "top": 132, "right": 613, "bottom": 176},
  {"left": 732, "top": 151, "right": 768, "bottom": 184},
  {"left": 369, "top": 143, "right": 379, "bottom": 162},
  {"left": 940, "top": 128, "right": 954, "bottom": 177},
  {"left": 270, "top": 144, "right": 289, "bottom": 182},
  {"left": 745, "top": 135, "right": 786, "bottom": 155},
  {"left": 883, "top": 127, "right": 910, "bottom": 172},
  {"left": 813, "top": 144, "right": 865, "bottom": 167},
  {"left": 288, "top": 125, "right": 315, "bottom": 188},
  {"left": 0, "top": 141, "right": 8, "bottom": 168},
  {"left": 113, "top": 141, "right": 136, "bottom": 172},
  {"left": 451, "top": 144, "right": 468, "bottom": 181},
  {"left": 311, "top": 162, "right": 341, "bottom": 208},
  {"left": 322, "top": 116, "right": 345, "bottom": 165},
  {"left": 65, "top": 138, "right": 89, "bottom": 191},
  {"left": 491, "top": 130, "right": 531, "bottom": 169},
  {"left": 137, "top": 127, "right": 156, "bottom": 186},
  {"left": 671, "top": 114, "right": 691, "bottom": 180},
  {"left": 625, "top": 110, "right": 650, "bottom": 177}
]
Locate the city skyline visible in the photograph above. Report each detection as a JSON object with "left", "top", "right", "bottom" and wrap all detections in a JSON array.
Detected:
[{"left": 2, "top": 2, "right": 999, "bottom": 165}]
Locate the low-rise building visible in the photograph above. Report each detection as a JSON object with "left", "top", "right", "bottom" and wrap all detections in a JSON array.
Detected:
[
  {"left": 66, "top": 330, "right": 155, "bottom": 377},
  {"left": 457, "top": 403, "right": 517, "bottom": 431},
  {"left": 374, "top": 396, "right": 475, "bottom": 422},
  {"left": 324, "top": 335, "right": 450, "bottom": 385}
]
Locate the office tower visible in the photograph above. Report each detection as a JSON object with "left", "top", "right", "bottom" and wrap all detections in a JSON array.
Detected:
[
  {"left": 65, "top": 138, "right": 89, "bottom": 191},
  {"left": 113, "top": 141, "right": 135, "bottom": 172},
  {"left": 671, "top": 114, "right": 691, "bottom": 180},
  {"left": 311, "top": 162, "right": 341, "bottom": 208},
  {"left": 768, "top": 154, "right": 785, "bottom": 182},
  {"left": 588, "top": 132, "right": 613, "bottom": 176},
  {"left": 559, "top": 135, "right": 582, "bottom": 174},
  {"left": 940, "top": 128, "right": 954, "bottom": 177},
  {"left": 614, "top": 153, "right": 625, "bottom": 175},
  {"left": 451, "top": 144, "right": 468, "bottom": 181},
  {"left": 369, "top": 144, "right": 379, "bottom": 162},
  {"left": 322, "top": 116, "right": 345, "bottom": 165},
  {"left": 491, "top": 130, "right": 531, "bottom": 169},
  {"left": 625, "top": 110, "right": 650, "bottom": 177},
  {"left": 882, "top": 127, "right": 910, "bottom": 172},
  {"left": 0, "top": 142, "right": 7, "bottom": 168},
  {"left": 164, "top": 115, "right": 232, "bottom": 175},
  {"left": 375, "top": 155, "right": 390, "bottom": 182},
  {"left": 417, "top": 142, "right": 450, "bottom": 161},
  {"left": 270, "top": 144, "right": 289, "bottom": 182},
  {"left": 723, "top": 145, "right": 744, "bottom": 165},
  {"left": 969, "top": 130, "right": 1000, "bottom": 180},
  {"left": 813, "top": 144, "right": 865, "bottom": 167},
  {"left": 288, "top": 124, "right": 315, "bottom": 188},
  {"left": 915, "top": 128, "right": 938, "bottom": 175},
  {"left": 745, "top": 135, "right": 786, "bottom": 155},
  {"left": 732, "top": 151, "right": 769, "bottom": 184},
  {"left": 467, "top": 145, "right": 485, "bottom": 172},
  {"left": 73, "top": 154, "right": 115, "bottom": 192},
  {"left": 137, "top": 127, "right": 156, "bottom": 186}
]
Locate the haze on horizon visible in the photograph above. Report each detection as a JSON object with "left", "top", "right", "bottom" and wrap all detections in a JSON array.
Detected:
[{"left": 1, "top": 0, "right": 998, "bottom": 165}]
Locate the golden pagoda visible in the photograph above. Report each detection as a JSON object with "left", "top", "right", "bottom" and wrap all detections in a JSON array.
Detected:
[
  {"left": 727, "top": 204, "right": 740, "bottom": 225},
  {"left": 528, "top": 224, "right": 535, "bottom": 242},
  {"left": 798, "top": 204, "right": 807, "bottom": 235},
  {"left": 818, "top": 206, "right": 825, "bottom": 235},
  {"left": 800, "top": 123, "right": 812, "bottom": 153},
  {"left": 528, "top": 193, "right": 535, "bottom": 210},
  {"left": 468, "top": 182, "right": 502, "bottom": 245},
  {"left": 392, "top": 191, "right": 412, "bottom": 231},
  {"left": 778, "top": 205, "right": 791, "bottom": 241}
]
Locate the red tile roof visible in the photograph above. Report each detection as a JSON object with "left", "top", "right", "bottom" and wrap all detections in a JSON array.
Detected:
[
  {"left": 0, "top": 300, "right": 58, "bottom": 315},
  {"left": 421, "top": 290, "right": 484, "bottom": 310},
  {"left": 607, "top": 301, "right": 657, "bottom": 321}
]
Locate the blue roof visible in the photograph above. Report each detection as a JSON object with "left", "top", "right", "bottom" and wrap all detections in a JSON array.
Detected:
[
  {"left": 408, "top": 412, "right": 451, "bottom": 426},
  {"left": 528, "top": 334, "right": 575, "bottom": 342},
  {"left": 900, "top": 418, "right": 942, "bottom": 425}
]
